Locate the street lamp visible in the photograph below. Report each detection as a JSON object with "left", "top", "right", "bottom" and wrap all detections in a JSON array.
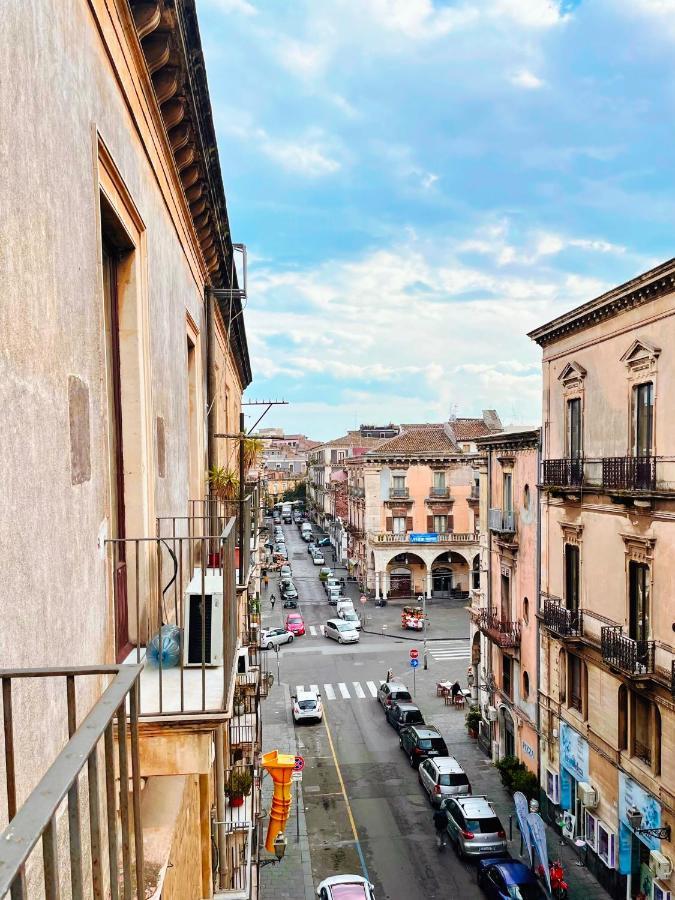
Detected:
[
  {"left": 627, "top": 808, "right": 671, "bottom": 841},
  {"left": 259, "top": 832, "right": 288, "bottom": 867}
]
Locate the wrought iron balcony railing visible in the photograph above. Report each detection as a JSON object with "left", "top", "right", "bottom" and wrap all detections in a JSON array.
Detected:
[
  {"left": 542, "top": 458, "right": 584, "bottom": 488},
  {"left": 469, "top": 485, "right": 480, "bottom": 500},
  {"left": 0, "top": 664, "right": 144, "bottom": 899},
  {"left": 389, "top": 487, "right": 410, "bottom": 499},
  {"left": 478, "top": 609, "right": 521, "bottom": 648},
  {"left": 429, "top": 486, "right": 449, "bottom": 498},
  {"left": 543, "top": 600, "right": 583, "bottom": 638},
  {"left": 634, "top": 738, "right": 652, "bottom": 767},
  {"left": 602, "top": 456, "right": 656, "bottom": 492},
  {"left": 601, "top": 626, "right": 655, "bottom": 675},
  {"left": 489, "top": 508, "right": 516, "bottom": 533}
]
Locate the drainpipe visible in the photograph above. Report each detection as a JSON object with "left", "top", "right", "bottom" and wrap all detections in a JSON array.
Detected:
[
  {"left": 486, "top": 450, "right": 493, "bottom": 750},
  {"left": 206, "top": 291, "right": 216, "bottom": 476},
  {"left": 535, "top": 435, "right": 542, "bottom": 795}
]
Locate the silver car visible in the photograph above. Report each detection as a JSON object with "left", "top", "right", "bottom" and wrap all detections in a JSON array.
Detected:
[
  {"left": 377, "top": 681, "right": 412, "bottom": 709},
  {"left": 418, "top": 756, "right": 471, "bottom": 807},
  {"left": 312, "top": 552, "right": 325, "bottom": 565},
  {"left": 444, "top": 795, "right": 507, "bottom": 858},
  {"left": 261, "top": 627, "right": 294, "bottom": 650},
  {"left": 324, "top": 618, "right": 359, "bottom": 644}
]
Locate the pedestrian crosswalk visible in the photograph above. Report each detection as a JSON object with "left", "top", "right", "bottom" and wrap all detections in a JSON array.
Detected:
[
  {"left": 296, "top": 681, "right": 380, "bottom": 701},
  {"left": 427, "top": 639, "right": 470, "bottom": 661}
]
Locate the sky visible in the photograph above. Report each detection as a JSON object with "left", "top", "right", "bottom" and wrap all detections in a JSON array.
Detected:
[{"left": 199, "top": 0, "right": 675, "bottom": 441}]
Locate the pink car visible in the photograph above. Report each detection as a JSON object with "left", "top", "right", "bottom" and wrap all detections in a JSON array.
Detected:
[{"left": 285, "top": 613, "right": 305, "bottom": 636}]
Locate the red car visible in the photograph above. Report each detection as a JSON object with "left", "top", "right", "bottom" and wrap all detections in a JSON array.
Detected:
[{"left": 285, "top": 613, "right": 305, "bottom": 636}]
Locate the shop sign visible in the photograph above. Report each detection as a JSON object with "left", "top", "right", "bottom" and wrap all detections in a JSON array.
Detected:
[
  {"left": 619, "top": 771, "right": 662, "bottom": 853},
  {"left": 522, "top": 741, "right": 535, "bottom": 759},
  {"left": 409, "top": 533, "right": 439, "bottom": 543},
  {"left": 560, "top": 722, "right": 589, "bottom": 782}
]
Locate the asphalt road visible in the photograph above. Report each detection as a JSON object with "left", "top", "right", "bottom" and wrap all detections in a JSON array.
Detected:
[{"left": 262, "top": 518, "right": 485, "bottom": 899}]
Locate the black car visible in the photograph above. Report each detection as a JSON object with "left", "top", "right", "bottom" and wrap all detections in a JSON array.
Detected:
[
  {"left": 399, "top": 726, "right": 448, "bottom": 768},
  {"left": 386, "top": 701, "right": 425, "bottom": 733}
]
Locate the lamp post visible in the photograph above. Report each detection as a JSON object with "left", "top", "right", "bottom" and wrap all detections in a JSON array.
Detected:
[
  {"left": 259, "top": 832, "right": 288, "bottom": 868},
  {"left": 418, "top": 595, "right": 428, "bottom": 670}
]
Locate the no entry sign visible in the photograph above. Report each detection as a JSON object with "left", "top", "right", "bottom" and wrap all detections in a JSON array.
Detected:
[
  {"left": 294, "top": 755, "right": 305, "bottom": 772},
  {"left": 409, "top": 648, "right": 419, "bottom": 659}
]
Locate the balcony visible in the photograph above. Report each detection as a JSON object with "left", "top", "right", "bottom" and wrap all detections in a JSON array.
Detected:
[
  {"left": 602, "top": 456, "right": 656, "bottom": 492},
  {"left": 542, "top": 458, "right": 584, "bottom": 488},
  {"left": 543, "top": 600, "right": 583, "bottom": 639},
  {"left": 478, "top": 608, "right": 521, "bottom": 649},
  {"left": 350, "top": 485, "right": 365, "bottom": 498},
  {"left": 489, "top": 508, "right": 516, "bottom": 534},
  {"left": 389, "top": 487, "right": 411, "bottom": 500},
  {"left": 0, "top": 664, "right": 145, "bottom": 899},
  {"left": 469, "top": 485, "right": 480, "bottom": 501},
  {"left": 429, "top": 486, "right": 449, "bottom": 498},
  {"left": 601, "top": 626, "right": 655, "bottom": 676},
  {"left": 370, "top": 531, "right": 479, "bottom": 545}
]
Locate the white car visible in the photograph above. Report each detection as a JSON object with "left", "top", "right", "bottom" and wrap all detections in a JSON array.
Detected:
[
  {"left": 312, "top": 553, "right": 325, "bottom": 565},
  {"left": 261, "top": 627, "right": 294, "bottom": 649},
  {"left": 292, "top": 688, "right": 323, "bottom": 723},
  {"left": 324, "top": 618, "right": 360, "bottom": 644},
  {"left": 340, "top": 610, "right": 362, "bottom": 630},
  {"left": 317, "top": 875, "right": 376, "bottom": 899},
  {"left": 336, "top": 598, "right": 355, "bottom": 617}
]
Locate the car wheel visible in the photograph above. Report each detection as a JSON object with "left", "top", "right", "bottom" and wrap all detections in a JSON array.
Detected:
[
  {"left": 338, "top": 637, "right": 343, "bottom": 644},
  {"left": 409, "top": 753, "right": 416, "bottom": 768},
  {"left": 266, "top": 642, "right": 273, "bottom": 650},
  {"left": 288, "top": 635, "right": 294, "bottom": 643}
]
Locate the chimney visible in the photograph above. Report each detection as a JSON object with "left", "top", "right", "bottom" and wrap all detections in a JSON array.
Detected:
[{"left": 482, "top": 409, "right": 502, "bottom": 431}]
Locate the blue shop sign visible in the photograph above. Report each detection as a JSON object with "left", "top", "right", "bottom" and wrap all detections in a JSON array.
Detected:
[
  {"left": 559, "top": 722, "right": 589, "bottom": 783},
  {"left": 619, "top": 771, "right": 662, "bottom": 854},
  {"left": 409, "top": 533, "right": 439, "bottom": 544}
]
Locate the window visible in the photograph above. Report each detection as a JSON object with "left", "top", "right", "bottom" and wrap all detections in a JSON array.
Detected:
[
  {"left": 433, "top": 471, "right": 446, "bottom": 488},
  {"left": 628, "top": 560, "right": 649, "bottom": 643},
  {"left": 597, "top": 822, "right": 616, "bottom": 869},
  {"left": 564, "top": 544, "right": 580, "bottom": 612},
  {"left": 502, "top": 655, "right": 512, "bottom": 698},
  {"left": 433, "top": 515, "right": 447, "bottom": 533},
  {"left": 522, "top": 670, "right": 530, "bottom": 699},
  {"left": 567, "top": 397, "right": 582, "bottom": 459},
  {"left": 568, "top": 655, "right": 583, "bottom": 713},
  {"left": 523, "top": 597, "right": 529, "bottom": 624},
  {"left": 546, "top": 769, "right": 560, "bottom": 804},
  {"left": 618, "top": 685, "right": 627, "bottom": 751},
  {"left": 632, "top": 382, "right": 654, "bottom": 457},
  {"left": 585, "top": 811, "right": 598, "bottom": 852},
  {"left": 393, "top": 516, "right": 407, "bottom": 533},
  {"left": 523, "top": 484, "right": 530, "bottom": 510},
  {"left": 500, "top": 572, "right": 511, "bottom": 622},
  {"left": 633, "top": 692, "right": 652, "bottom": 766},
  {"left": 503, "top": 473, "right": 513, "bottom": 513},
  {"left": 472, "top": 555, "right": 480, "bottom": 590}
]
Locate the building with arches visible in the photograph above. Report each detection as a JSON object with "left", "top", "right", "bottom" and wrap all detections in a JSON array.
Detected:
[{"left": 346, "top": 414, "right": 502, "bottom": 598}]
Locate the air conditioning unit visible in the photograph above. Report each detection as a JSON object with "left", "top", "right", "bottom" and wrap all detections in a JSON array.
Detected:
[
  {"left": 183, "top": 568, "right": 224, "bottom": 666},
  {"left": 487, "top": 705, "right": 498, "bottom": 722},
  {"left": 578, "top": 782, "right": 598, "bottom": 808},
  {"left": 650, "top": 851, "right": 673, "bottom": 880}
]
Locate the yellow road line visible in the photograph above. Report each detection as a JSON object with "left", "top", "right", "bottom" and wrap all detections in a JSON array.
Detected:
[{"left": 322, "top": 707, "right": 370, "bottom": 880}]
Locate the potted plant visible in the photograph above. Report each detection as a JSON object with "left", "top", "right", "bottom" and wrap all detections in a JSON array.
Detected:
[
  {"left": 465, "top": 705, "right": 481, "bottom": 739},
  {"left": 226, "top": 766, "right": 252, "bottom": 807},
  {"left": 233, "top": 686, "right": 246, "bottom": 717}
]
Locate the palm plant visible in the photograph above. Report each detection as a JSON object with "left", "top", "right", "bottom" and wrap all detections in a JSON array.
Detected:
[
  {"left": 208, "top": 465, "right": 239, "bottom": 501},
  {"left": 243, "top": 437, "right": 264, "bottom": 473}
]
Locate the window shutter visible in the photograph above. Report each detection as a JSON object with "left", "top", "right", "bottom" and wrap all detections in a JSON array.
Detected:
[
  {"left": 386, "top": 516, "right": 393, "bottom": 532},
  {"left": 448, "top": 514, "right": 454, "bottom": 532},
  {"left": 406, "top": 516, "right": 413, "bottom": 531},
  {"left": 427, "top": 515, "right": 434, "bottom": 532}
]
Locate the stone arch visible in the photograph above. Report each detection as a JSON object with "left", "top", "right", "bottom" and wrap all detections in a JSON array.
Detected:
[
  {"left": 379, "top": 550, "right": 428, "bottom": 599},
  {"left": 430, "top": 550, "right": 471, "bottom": 598}
]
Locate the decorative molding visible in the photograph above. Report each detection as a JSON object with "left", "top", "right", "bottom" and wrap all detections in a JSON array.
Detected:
[
  {"left": 558, "top": 360, "right": 587, "bottom": 391},
  {"left": 620, "top": 532, "right": 656, "bottom": 563},
  {"left": 559, "top": 522, "right": 583, "bottom": 545},
  {"left": 620, "top": 337, "right": 660, "bottom": 379}
]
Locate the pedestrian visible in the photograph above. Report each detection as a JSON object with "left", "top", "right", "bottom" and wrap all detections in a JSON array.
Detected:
[
  {"left": 386, "top": 668, "right": 394, "bottom": 683},
  {"left": 433, "top": 806, "right": 448, "bottom": 849},
  {"left": 263, "top": 574, "right": 269, "bottom": 589},
  {"left": 270, "top": 593, "right": 276, "bottom": 609}
]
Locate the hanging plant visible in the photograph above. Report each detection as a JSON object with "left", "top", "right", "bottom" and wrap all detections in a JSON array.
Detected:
[
  {"left": 208, "top": 466, "right": 239, "bottom": 501},
  {"left": 243, "top": 438, "right": 265, "bottom": 472}
]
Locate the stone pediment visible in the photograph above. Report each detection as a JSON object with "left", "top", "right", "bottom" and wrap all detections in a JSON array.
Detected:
[
  {"left": 558, "top": 361, "right": 587, "bottom": 388},
  {"left": 620, "top": 337, "right": 660, "bottom": 374}
]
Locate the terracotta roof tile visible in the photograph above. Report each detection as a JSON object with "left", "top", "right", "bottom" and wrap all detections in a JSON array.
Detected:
[
  {"left": 316, "top": 431, "right": 386, "bottom": 451},
  {"left": 452, "top": 418, "right": 501, "bottom": 440},
  {"left": 366, "top": 424, "right": 457, "bottom": 456}
]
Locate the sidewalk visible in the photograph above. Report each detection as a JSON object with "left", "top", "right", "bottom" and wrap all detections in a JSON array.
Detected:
[
  {"left": 423, "top": 690, "right": 610, "bottom": 900},
  {"left": 259, "top": 680, "right": 315, "bottom": 900}
]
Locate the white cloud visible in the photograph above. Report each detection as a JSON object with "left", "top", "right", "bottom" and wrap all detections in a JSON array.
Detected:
[
  {"left": 204, "top": 0, "right": 258, "bottom": 15},
  {"left": 510, "top": 68, "right": 545, "bottom": 89},
  {"left": 490, "top": 0, "right": 569, "bottom": 28}
]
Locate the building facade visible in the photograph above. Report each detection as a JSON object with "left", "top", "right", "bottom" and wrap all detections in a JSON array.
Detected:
[
  {"left": 472, "top": 429, "right": 540, "bottom": 775},
  {"left": 531, "top": 261, "right": 675, "bottom": 900},
  {"left": 346, "top": 415, "right": 502, "bottom": 599},
  {"left": 0, "top": 1, "right": 263, "bottom": 897}
]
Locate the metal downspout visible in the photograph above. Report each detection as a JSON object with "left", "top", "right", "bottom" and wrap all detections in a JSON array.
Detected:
[{"left": 535, "top": 435, "right": 542, "bottom": 791}]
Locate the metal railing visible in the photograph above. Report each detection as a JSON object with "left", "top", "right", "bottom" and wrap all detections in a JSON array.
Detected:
[
  {"left": 543, "top": 601, "right": 583, "bottom": 638},
  {"left": 350, "top": 486, "right": 365, "bottom": 498},
  {"left": 602, "top": 456, "right": 656, "bottom": 492},
  {"left": 370, "top": 531, "right": 478, "bottom": 544},
  {"left": 488, "top": 508, "right": 516, "bottom": 533},
  {"left": 107, "top": 517, "right": 238, "bottom": 717},
  {"left": 0, "top": 664, "right": 144, "bottom": 899},
  {"left": 478, "top": 609, "right": 521, "bottom": 648},
  {"left": 542, "top": 458, "right": 584, "bottom": 487},
  {"left": 601, "top": 626, "right": 655, "bottom": 675},
  {"left": 429, "top": 486, "right": 449, "bottom": 498},
  {"left": 389, "top": 487, "right": 410, "bottom": 499},
  {"left": 634, "top": 738, "right": 652, "bottom": 766}
]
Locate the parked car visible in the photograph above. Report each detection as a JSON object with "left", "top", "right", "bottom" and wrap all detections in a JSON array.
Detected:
[
  {"left": 292, "top": 687, "right": 322, "bottom": 723},
  {"left": 281, "top": 580, "right": 297, "bottom": 598},
  {"left": 418, "top": 756, "right": 471, "bottom": 806},
  {"left": 341, "top": 610, "right": 361, "bottom": 630},
  {"left": 324, "top": 618, "right": 360, "bottom": 644},
  {"left": 336, "top": 598, "right": 354, "bottom": 618},
  {"left": 317, "top": 536, "right": 331, "bottom": 547},
  {"left": 477, "top": 859, "right": 544, "bottom": 900},
  {"left": 385, "top": 701, "right": 425, "bottom": 733},
  {"left": 324, "top": 577, "right": 340, "bottom": 594},
  {"left": 319, "top": 566, "right": 333, "bottom": 582},
  {"left": 261, "top": 628, "right": 294, "bottom": 649},
  {"left": 377, "top": 681, "right": 413, "bottom": 710},
  {"left": 285, "top": 613, "right": 305, "bottom": 636},
  {"left": 307, "top": 541, "right": 316, "bottom": 554},
  {"left": 399, "top": 725, "right": 448, "bottom": 768},
  {"left": 444, "top": 796, "right": 508, "bottom": 859},
  {"left": 312, "top": 553, "right": 325, "bottom": 566},
  {"left": 317, "top": 875, "right": 375, "bottom": 900},
  {"left": 279, "top": 564, "right": 292, "bottom": 579},
  {"left": 326, "top": 585, "right": 343, "bottom": 605}
]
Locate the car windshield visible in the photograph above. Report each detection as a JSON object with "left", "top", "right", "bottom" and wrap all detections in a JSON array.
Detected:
[
  {"left": 394, "top": 691, "right": 412, "bottom": 702},
  {"left": 439, "top": 773, "right": 469, "bottom": 786},
  {"left": 508, "top": 884, "right": 541, "bottom": 900},
  {"left": 465, "top": 817, "right": 502, "bottom": 833},
  {"left": 344, "top": 613, "right": 358, "bottom": 621},
  {"left": 417, "top": 737, "right": 446, "bottom": 751},
  {"left": 404, "top": 711, "right": 424, "bottom": 723},
  {"left": 336, "top": 622, "right": 355, "bottom": 632},
  {"left": 298, "top": 699, "right": 317, "bottom": 710}
]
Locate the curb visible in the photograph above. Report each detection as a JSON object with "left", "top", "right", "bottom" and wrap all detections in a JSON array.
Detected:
[{"left": 361, "top": 628, "right": 471, "bottom": 642}]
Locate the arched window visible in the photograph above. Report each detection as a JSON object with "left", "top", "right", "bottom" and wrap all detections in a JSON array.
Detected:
[
  {"left": 558, "top": 649, "right": 566, "bottom": 703},
  {"left": 523, "top": 597, "right": 529, "bottom": 624},
  {"left": 522, "top": 670, "right": 530, "bottom": 700},
  {"left": 654, "top": 706, "right": 662, "bottom": 775},
  {"left": 618, "top": 685, "right": 627, "bottom": 751},
  {"left": 523, "top": 484, "right": 531, "bottom": 510}
]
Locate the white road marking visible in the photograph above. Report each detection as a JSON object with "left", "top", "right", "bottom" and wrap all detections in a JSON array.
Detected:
[
  {"left": 295, "top": 685, "right": 305, "bottom": 694},
  {"left": 323, "top": 683, "right": 336, "bottom": 700},
  {"left": 353, "top": 682, "right": 366, "bottom": 699},
  {"left": 309, "top": 625, "right": 317, "bottom": 636},
  {"left": 320, "top": 625, "right": 326, "bottom": 636},
  {"left": 338, "top": 682, "right": 351, "bottom": 699},
  {"left": 310, "top": 684, "right": 320, "bottom": 694},
  {"left": 366, "top": 681, "right": 378, "bottom": 697}
]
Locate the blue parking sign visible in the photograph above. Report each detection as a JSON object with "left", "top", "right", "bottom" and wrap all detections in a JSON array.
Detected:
[{"left": 410, "top": 658, "right": 419, "bottom": 668}]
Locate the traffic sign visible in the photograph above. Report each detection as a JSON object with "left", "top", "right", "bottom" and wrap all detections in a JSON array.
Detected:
[
  {"left": 409, "top": 648, "right": 419, "bottom": 659},
  {"left": 291, "top": 770, "right": 303, "bottom": 781},
  {"left": 294, "top": 755, "right": 305, "bottom": 772},
  {"left": 410, "top": 658, "right": 419, "bottom": 668}
]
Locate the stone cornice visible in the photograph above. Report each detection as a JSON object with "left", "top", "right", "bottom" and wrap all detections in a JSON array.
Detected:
[
  {"left": 528, "top": 258, "right": 675, "bottom": 348},
  {"left": 474, "top": 429, "right": 540, "bottom": 452}
]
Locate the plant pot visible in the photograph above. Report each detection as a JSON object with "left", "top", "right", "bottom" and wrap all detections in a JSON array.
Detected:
[
  {"left": 229, "top": 794, "right": 244, "bottom": 807},
  {"left": 234, "top": 703, "right": 245, "bottom": 716},
  {"left": 208, "top": 551, "right": 221, "bottom": 568},
  {"left": 468, "top": 727, "right": 478, "bottom": 739}
]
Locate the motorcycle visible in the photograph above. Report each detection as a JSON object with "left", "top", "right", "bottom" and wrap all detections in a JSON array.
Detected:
[{"left": 536, "top": 860, "right": 568, "bottom": 900}]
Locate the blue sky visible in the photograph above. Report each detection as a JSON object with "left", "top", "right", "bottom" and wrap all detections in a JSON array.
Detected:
[{"left": 199, "top": 0, "right": 675, "bottom": 440}]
